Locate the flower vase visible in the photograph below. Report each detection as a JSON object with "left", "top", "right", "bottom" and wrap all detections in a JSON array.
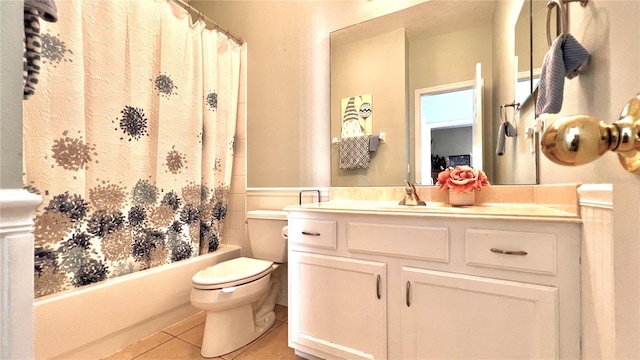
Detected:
[{"left": 448, "top": 190, "right": 475, "bottom": 206}]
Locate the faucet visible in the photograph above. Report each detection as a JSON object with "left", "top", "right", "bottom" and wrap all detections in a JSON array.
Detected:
[{"left": 399, "top": 181, "right": 426, "bottom": 206}]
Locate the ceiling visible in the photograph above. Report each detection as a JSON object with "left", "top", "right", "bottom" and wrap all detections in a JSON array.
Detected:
[{"left": 331, "top": 0, "right": 497, "bottom": 45}]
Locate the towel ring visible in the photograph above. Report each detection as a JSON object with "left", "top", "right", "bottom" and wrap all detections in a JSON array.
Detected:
[{"left": 546, "top": 0, "right": 568, "bottom": 47}]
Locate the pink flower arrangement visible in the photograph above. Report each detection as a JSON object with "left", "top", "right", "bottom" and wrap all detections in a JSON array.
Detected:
[{"left": 436, "top": 166, "right": 490, "bottom": 193}]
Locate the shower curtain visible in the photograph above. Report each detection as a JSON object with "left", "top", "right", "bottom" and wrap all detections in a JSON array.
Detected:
[{"left": 23, "top": 0, "right": 242, "bottom": 298}]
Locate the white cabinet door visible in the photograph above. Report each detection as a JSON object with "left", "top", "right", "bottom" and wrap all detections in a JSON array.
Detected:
[
  {"left": 289, "top": 251, "right": 387, "bottom": 360},
  {"left": 401, "top": 266, "right": 558, "bottom": 360}
]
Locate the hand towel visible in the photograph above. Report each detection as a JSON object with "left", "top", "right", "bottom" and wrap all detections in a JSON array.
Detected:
[
  {"left": 505, "top": 121, "right": 517, "bottom": 137},
  {"left": 563, "top": 34, "right": 590, "bottom": 79},
  {"left": 536, "top": 35, "right": 566, "bottom": 115},
  {"left": 495, "top": 122, "right": 517, "bottom": 156},
  {"left": 339, "top": 136, "right": 371, "bottom": 170},
  {"left": 368, "top": 135, "right": 380, "bottom": 152},
  {"left": 23, "top": 0, "right": 57, "bottom": 99},
  {"left": 23, "top": 8, "right": 42, "bottom": 100}
]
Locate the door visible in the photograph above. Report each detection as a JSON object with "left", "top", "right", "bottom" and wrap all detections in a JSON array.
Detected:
[
  {"left": 401, "top": 266, "right": 557, "bottom": 360},
  {"left": 414, "top": 63, "right": 483, "bottom": 185},
  {"left": 289, "top": 252, "right": 387, "bottom": 360}
]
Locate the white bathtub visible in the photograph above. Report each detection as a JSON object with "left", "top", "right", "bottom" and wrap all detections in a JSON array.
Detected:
[{"left": 34, "top": 245, "right": 241, "bottom": 359}]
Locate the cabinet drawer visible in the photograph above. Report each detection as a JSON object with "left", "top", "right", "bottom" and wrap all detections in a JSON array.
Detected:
[
  {"left": 465, "top": 228, "right": 557, "bottom": 275},
  {"left": 347, "top": 222, "right": 449, "bottom": 262},
  {"left": 289, "top": 219, "right": 337, "bottom": 249}
]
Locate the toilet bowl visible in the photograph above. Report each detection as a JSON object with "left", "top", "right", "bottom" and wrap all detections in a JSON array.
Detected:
[{"left": 190, "top": 210, "right": 287, "bottom": 358}]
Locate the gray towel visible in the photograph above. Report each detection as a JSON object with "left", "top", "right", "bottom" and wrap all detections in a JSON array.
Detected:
[
  {"left": 536, "top": 35, "right": 566, "bottom": 115},
  {"left": 23, "top": 0, "right": 56, "bottom": 99},
  {"left": 23, "top": 8, "right": 42, "bottom": 100},
  {"left": 24, "top": 0, "right": 57, "bottom": 22},
  {"left": 368, "top": 135, "right": 380, "bottom": 152},
  {"left": 339, "top": 136, "right": 371, "bottom": 170},
  {"left": 495, "top": 122, "right": 517, "bottom": 156},
  {"left": 563, "top": 34, "right": 590, "bottom": 79}
]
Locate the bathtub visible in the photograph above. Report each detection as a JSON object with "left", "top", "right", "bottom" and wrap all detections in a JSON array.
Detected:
[{"left": 34, "top": 244, "right": 241, "bottom": 359}]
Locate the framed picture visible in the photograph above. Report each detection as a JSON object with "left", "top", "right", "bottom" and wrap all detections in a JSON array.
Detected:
[{"left": 340, "top": 94, "right": 372, "bottom": 138}]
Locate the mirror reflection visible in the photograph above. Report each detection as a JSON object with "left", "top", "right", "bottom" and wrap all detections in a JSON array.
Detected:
[
  {"left": 515, "top": 0, "right": 555, "bottom": 105},
  {"left": 330, "top": 0, "right": 541, "bottom": 187}
]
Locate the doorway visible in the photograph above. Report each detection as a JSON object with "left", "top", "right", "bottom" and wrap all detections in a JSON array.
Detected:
[{"left": 415, "top": 68, "right": 483, "bottom": 185}]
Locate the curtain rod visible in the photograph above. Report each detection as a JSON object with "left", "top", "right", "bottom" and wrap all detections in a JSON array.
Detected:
[{"left": 171, "top": 0, "right": 243, "bottom": 45}]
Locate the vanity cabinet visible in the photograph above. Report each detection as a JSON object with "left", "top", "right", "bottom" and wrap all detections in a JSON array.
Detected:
[
  {"left": 288, "top": 252, "right": 387, "bottom": 360},
  {"left": 287, "top": 209, "right": 581, "bottom": 360},
  {"left": 400, "top": 268, "right": 557, "bottom": 359}
]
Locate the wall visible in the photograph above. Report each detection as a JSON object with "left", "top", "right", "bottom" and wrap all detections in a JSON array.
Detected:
[
  {"left": 223, "top": 45, "right": 249, "bottom": 253},
  {"left": 494, "top": 0, "right": 640, "bottom": 186},
  {"left": 0, "top": 1, "right": 38, "bottom": 358},
  {"left": 579, "top": 184, "right": 640, "bottom": 358},
  {"left": 491, "top": 0, "right": 532, "bottom": 185},
  {"left": 432, "top": 127, "right": 472, "bottom": 161},
  {"left": 0, "top": 0, "right": 24, "bottom": 190},
  {"left": 331, "top": 28, "right": 406, "bottom": 186},
  {"left": 408, "top": 21, "right": 494, "bottom": 182},
  {"left": 538, "top": 0, "right": 640, "bottom": 185},
  {"left": 191, "top": 0, "right": 428, "bottom": 188}
]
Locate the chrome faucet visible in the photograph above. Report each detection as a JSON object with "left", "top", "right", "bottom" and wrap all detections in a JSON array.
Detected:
[{"left": 399, "top": 181, "right": 426, "bottom": 206}]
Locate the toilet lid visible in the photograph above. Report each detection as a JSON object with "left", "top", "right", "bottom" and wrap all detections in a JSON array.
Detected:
[{"left": 192, "top": 257, "right": 273, "bottom": 289}]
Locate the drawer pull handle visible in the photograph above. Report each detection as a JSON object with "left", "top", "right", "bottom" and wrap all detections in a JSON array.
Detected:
[
  {"left": 301, "top": 231, "right": 321, "bottom": 236},
  {"left": 376, "top": 274, "right": 381, "bottom": 299},
  {"left": 490, "top": 248, "right": 528, "bottom": 256},
  {"left": 406, "top": 281, "right": 411, "bottom": 307}
]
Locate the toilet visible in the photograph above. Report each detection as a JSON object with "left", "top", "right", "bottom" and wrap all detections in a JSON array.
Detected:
[{"left": 190, "top": 210, "right": 288, "bottom": 358}]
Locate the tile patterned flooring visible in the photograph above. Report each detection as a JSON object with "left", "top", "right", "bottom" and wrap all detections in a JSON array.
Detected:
[{"left": 104, "top": 305, "right": 304, "bottom": 360}]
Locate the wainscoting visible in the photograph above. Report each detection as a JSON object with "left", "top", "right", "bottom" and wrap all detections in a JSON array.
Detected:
[{"left": 578, "top": 184, "right": 640, "bottom": 359}]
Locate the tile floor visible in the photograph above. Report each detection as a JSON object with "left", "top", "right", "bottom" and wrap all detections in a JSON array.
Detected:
[{"left": 104, "top": 305, "right": 304, "bottom": 360}]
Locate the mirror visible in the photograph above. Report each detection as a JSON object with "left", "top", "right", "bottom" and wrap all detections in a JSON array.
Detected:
[
  {"left": 330, "top": 0, "right": 534, "bottom": 187},
  {"left": 515, "top": 0, "right": 555, "bottom": 106},
  {"left": 515, "top": 0, "right": 532, "bottom": 105}
]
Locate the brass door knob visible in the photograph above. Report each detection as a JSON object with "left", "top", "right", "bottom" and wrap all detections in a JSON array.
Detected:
[{"left": 540, "top": 95, "right": 640, "bottom": 172}]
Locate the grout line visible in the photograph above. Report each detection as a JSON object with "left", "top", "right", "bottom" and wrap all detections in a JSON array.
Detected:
[{"left": 130, "top": 333, "right": 176, "bottom": 360}]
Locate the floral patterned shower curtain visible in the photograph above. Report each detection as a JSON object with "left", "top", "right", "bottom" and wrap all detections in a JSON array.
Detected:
[{"left": 23, "top": 0, "right": 242, "bottom": 298}]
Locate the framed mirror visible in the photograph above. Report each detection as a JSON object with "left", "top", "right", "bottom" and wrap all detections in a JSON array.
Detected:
[{"left": 330, "top": 0, "right": 541, "bottom": 187}]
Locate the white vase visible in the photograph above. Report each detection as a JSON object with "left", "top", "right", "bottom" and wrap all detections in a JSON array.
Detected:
[{"left": 448, "top": 190, "right": 475, "bottom": 206}]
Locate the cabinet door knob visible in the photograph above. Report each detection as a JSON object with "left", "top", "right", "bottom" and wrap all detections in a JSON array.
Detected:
[
  {"left": 406, "top": 281, "right": 411, "bottom": 307},
  {"left": 301, "top": 231, "right": 321, "bottom": 236},
  {"left": 376, "top": 274, "right": 381, "bottom": 299},
  {"left": 490, "top": 247, "right": 528, "bottom": 256}
]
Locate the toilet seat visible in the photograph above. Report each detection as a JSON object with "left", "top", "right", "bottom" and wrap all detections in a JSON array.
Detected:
[{"left": 192, "top": 257, "right": 274, "bottom": 290}]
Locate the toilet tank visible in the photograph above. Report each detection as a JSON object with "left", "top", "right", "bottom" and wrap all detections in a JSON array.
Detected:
[{"left": 247, "top": 210, "right": 288, "bottom": 263}]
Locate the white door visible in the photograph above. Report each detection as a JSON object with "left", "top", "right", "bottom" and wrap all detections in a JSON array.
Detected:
[
  {"left": 289, "top": 252, "right": 387, "bottom": 360},
  {"left": 401, "top": 266, "right": 557, "bottom": 360},
  {"left": 472, "top": 62, "right": 483, "bottom": 169}
]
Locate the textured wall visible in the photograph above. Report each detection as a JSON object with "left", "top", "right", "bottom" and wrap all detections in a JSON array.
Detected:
[
  {"left": 191, "top": 0, "right": 427, "bottom": 188},
  {"left": 0, "top": 1, "right": 25, "bottom": 189},
  {"left": 331, "top": 28, "right": 406, "bottom": 186}
]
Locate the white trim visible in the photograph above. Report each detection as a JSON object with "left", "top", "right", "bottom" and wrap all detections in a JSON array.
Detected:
[
  {"left": 246, "top": 187, "right": 330, "bottom": 200},
  {"left": 0, "top": 189, "right": 42, "bottom": 360},
  {"left": 578, "top": 184, "right": 613, "bottom": 209}
]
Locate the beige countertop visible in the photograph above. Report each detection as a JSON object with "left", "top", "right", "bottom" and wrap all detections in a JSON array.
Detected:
[{"left": 285, "top": 200, "right": 582, "bottom": 223}]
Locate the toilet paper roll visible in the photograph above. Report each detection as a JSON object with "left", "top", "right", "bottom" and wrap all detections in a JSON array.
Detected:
[{"left": 281, "top": 226, "right": 288, "bottom": 239}]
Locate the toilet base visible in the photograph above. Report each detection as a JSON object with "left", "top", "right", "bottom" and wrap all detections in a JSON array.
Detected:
[{"left": 200, "top": 306, "right": 276, "bottom": 358}]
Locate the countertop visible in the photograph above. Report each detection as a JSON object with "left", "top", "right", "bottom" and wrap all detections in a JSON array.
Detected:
[{"left": 284, "top": 200, "right": 582, "bottom": 223}]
